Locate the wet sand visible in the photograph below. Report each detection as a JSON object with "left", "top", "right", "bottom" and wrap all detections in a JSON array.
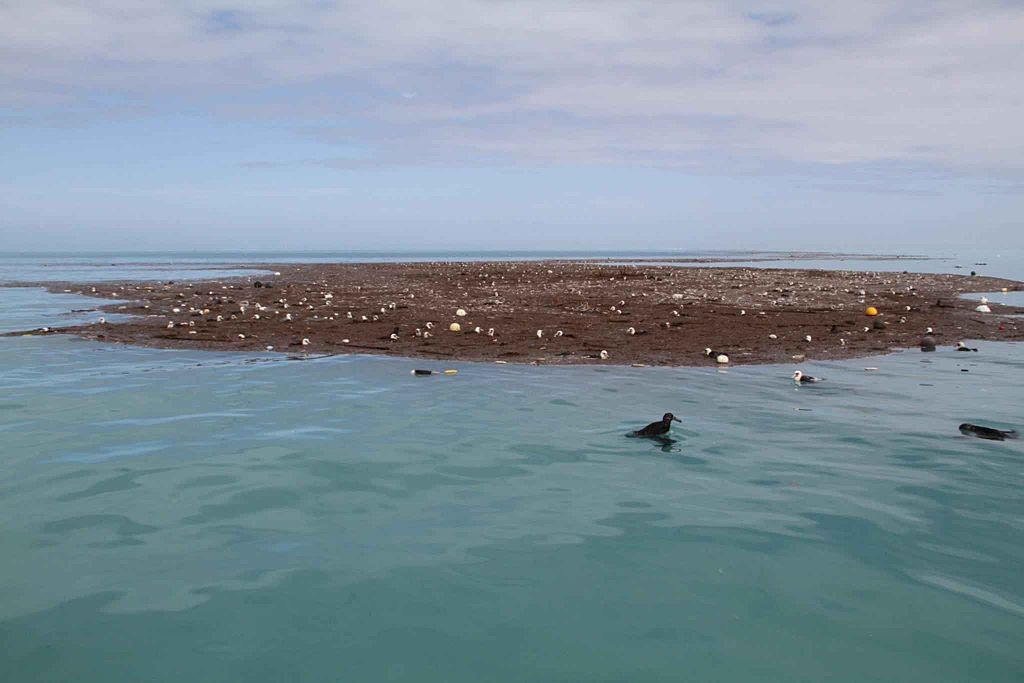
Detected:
[{"left": 7, "top": 261, "right": 1024, "bottom": 366}]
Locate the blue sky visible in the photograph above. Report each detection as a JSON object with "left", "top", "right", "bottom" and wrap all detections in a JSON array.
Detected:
[{"left": 2, "top": 1, "right": 1022, "bottom": 251}]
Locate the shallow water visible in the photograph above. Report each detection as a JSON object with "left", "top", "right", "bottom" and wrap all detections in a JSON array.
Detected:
[{"left": 1, "top": 252, "right": 1023, "bottom": 682}]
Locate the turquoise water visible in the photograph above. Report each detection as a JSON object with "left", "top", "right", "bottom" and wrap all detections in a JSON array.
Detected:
[{"left": 1, "top": 253, "right": 1023, "bottom": 681}]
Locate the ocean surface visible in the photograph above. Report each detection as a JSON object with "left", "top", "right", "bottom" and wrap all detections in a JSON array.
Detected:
[{"left": 1, "top": 251, "right": 1022, "bottom": 682}]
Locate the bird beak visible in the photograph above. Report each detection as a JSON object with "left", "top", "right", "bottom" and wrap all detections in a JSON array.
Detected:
[{"left": 672, "top": 417, "right": 681, "bottom": 422}]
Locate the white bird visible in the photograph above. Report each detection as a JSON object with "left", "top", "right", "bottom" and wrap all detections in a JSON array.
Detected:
[
  {"left": 793, "top": 370, "right": 824, "bottom": 384},
  {"left": 536, "top": 329, "right": 544, "bottom": 338},
  {"left": 487, "top": 328, "right": 495, "bottom": 337},
  {"left": 166, "top": 321, "right": 175, "bottom": 329},
  {"left": 626, "top": 327, "right": 636, "bottom": 335},
  {"left": 347, "top": 311, "right": 353, "bottom": 319},
  {"left": 554, "top": 330, "right": 563, "bottom": 337},
  {"left": 390, "top": 333, "right": 399, "bottom": 341},
  {"left": 425, "top": 322, "right": 434, "bottom": 330},
  {"left": 302, "top": 338, "right": 310, "bottom": 346},
  {"left": 474, "top": 326, "right": 482, "bottom": 334},
  {"left": 285, "top": 313, "right": 292, "bottom": 321},
  {"left": 804, "top": 335, "right": 812, "bottom": 343},
  {"left": 599, "top": 350, "right": 610, "bottom": 360},
  {"left": 98, "top": 317, "right": 105, "bottom": 324}
]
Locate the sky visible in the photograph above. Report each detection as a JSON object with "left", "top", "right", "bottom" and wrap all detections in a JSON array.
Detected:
[{"left": 1, "top": 1, "right": 1023, "bottom": 252}]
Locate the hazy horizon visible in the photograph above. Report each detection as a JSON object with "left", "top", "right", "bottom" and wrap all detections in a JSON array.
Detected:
[{"left": 2, "top": 2, "right": 1023, "bottom": 251}]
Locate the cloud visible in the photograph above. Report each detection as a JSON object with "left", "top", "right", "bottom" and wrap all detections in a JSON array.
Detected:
[{"left": 2, "top": 1, "right": 1023, "bottom": 173}]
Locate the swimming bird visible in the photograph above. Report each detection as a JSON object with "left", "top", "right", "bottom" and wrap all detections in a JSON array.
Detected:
[
  {"left": 793, "top": 370, "right": 824, "bottom": 384},
  {"left": 956, "top": 341, "right": 978, "bottom": 352},
  {"left": 959, "top": 423, "right": 1019, "bottom": 441},
  {"left": 920, "top": 335, "right": 937, "bottom": 352},
  {"left": 704, "top": 348, "right": 729, "bottom": 364},
  {"left": 629, "top": 413, "right": 681, "bottom": 438}
]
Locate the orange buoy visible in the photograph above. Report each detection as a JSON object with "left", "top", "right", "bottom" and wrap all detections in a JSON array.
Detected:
[{"left": 865, "top": 306, "right": 879, "bottom": 316}]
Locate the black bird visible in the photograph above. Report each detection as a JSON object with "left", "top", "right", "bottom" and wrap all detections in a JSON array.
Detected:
[
  {"left": 629, "top": 413, "right": 681, "bottom": 437},
  {"left": 920, "top": 334, "right": 937, "bottom": 352},
  {"left": 956, "top": 341, "right": 978, "bottom": 352},
  {"left": 959, "top": 423, "right": 1019, "bottom": 441}
]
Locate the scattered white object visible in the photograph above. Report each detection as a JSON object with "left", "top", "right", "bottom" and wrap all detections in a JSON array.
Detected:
[
  {"left": 672, "top": 293, "right": 684, "bottom": 300},
  {"left": 864, "top": 367, "right": 879, "bottom": 371},
  {"left": 536, "top": 329, "right": 544, "bottom": 338},
  {"left": 804, "top": 335, "right": 812, "bottom": 343},
  {"left": 238, "top": 334, "right": 246, "bottom": 339},
  {"left": 975, "top": 304, "right": 991, "bottom": 313},
  {"left": 768, "top": 333, "right": 778, "bottom": 339},
  {"left": 449, "top": 322, "right": 461, "bottom": 333},
  {"left": 554, "top": 330, "right": 563, "bottom": 337},
  {"left": 456, "top": 308, "right": 467, "bottom": 317},
  {"left": 715, "top": 354, "right": 729, "bottom": 364}
]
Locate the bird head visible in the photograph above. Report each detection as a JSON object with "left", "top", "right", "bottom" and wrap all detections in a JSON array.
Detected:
[{"left": 662, "top": 413, "right": 681, "bottom": 423}]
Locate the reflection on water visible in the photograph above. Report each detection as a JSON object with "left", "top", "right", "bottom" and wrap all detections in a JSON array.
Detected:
[{"left": 0, "top": 253, "right": 1022, "bottom": 682}]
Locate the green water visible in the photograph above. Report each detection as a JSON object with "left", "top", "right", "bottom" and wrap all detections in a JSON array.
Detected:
[{"left": 1, "top": 256, "right": 1022, "bottom": 681}]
